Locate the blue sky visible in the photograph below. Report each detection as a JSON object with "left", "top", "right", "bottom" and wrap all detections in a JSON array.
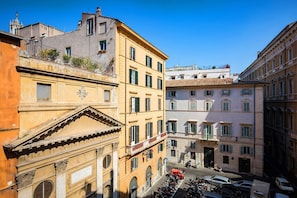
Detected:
[{"left": 1, "top": 0, "right": 297, "bottom": 74}]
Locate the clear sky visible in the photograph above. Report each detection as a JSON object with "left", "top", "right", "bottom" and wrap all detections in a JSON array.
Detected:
[{"left": 1, "top": 0, "right": 297, "bottom": 74}]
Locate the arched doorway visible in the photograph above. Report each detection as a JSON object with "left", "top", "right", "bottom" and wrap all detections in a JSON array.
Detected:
[
  {"left": 158, "top": 158, "right": 163, "bottom": 177},
  {"left": 145, "top": 166, "right": 152, "bottom": 190},
  {"left": 103, "top": 185, "right": 112, "bottom": 198},
  {"left": 129, "top": 177, "right": 138, "bottom": 198}
]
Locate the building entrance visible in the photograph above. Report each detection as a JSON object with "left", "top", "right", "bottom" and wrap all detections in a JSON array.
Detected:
[
  {"left": 239, "top": 158, "right": 250, "bottom": 173},
  {"left": 204, "top": 147, "right": 214, "bottom": 168}
]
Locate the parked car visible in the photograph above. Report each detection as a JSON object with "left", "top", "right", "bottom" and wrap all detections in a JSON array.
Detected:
[
  {"left": 221, "top": 184, "right": 241, "bottom": 197},
  {"left": 204, "top": 175, "right": 232, "bottom": 187},
  {"left": 274, "top": 192, "right": 289, "bottom": 198},
  {"left": 275, "top": 177, "right": 294, "bottom": 193},
  {"left": 204, "top": 191, "right": 222, "bottom": 198},
  {"left": 232, "top": 179, "right": 253, "bottom": 191}
]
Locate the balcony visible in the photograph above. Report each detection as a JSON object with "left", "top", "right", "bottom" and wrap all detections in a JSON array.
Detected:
[
  {"left": 126, "top": 132, "right": 167, "bottom": 156},
  {"left": 199, "top": 133, "right": 219, "bottom": 142},
  {"left": 167, "top": 131, "right": 219, "bottom": 142}
]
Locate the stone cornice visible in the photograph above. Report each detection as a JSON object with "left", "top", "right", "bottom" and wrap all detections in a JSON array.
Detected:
[
  {"left": 4, "top": 106, "right": 122, "bottom": 156},
  {"left": 16, "top": 66, "right": 118, "bottom": 87}
]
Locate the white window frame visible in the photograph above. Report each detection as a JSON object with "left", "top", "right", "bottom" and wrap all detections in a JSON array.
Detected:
[
  {"left": 104, "top": 90, "right": 110, "bottom": 102},
  {"left": 222, "top": 100, "right": 230, "bottom": 111},
  {"left": 168, "top": 121, "right": 177, "bottom": 133},
  {"left": 220, "top": 144, "right": 233, "bottom": 153},
  {"left": 130, "top": 125, "right": 139, "bottom": 145},
  {"left": 131, "top": 97, "right": 140, "bottom": 113},
  {"left": 130, "top": 46, "right": 136, "bottom": 61},
  {"left": 241, "top": 125, "right": 253, "bottom": 138},
  {"left": 145, "top": 98, "right": 150, "bottom": 111},
  {"left": 146, "top": 122, "right": 153, "bottom": 139},
  {"left": 37, "top": 83, "right": 51, "bottom": 101},
  {"left": 188, "top": 121, "right": 197, "bottom": 134},
  {"left": 129, "top": 69, "right": 138, "bottom": 85},
  {"left": 205, "top": 101, "right": 213, "bottom": 111},
  {"left": 221, "top": 124, "right": 231, "bottom": 136},
  {"left": 131, "top": 157, "right": 138, "bottom": 171}
]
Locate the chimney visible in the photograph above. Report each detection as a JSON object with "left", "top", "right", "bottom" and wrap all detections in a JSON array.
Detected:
[{"left": 96, "top": 7, "right": 102, "bottom": 16}]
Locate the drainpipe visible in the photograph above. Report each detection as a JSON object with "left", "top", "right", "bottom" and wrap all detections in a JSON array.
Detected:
[
  {"left": 253, "top": 84, "right": 256, "bottom": 160},
  {"left": 124, "top": 37, "right": 127, "bottom": 174}
]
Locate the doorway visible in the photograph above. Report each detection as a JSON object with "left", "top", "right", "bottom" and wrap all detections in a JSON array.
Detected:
[
  {"left": 239, "top": 158, "right": 250, "bottom": 173},
  {"left": 204, "top": 147, "right": 214, "bottom": 168}
]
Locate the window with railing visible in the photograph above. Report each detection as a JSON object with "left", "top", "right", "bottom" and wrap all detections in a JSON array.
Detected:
[{"left": 203, "top": 124, "right": 213, "bottom": 139}]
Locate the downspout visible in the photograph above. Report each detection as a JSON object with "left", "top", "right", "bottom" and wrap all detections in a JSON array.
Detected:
[
  {"left": 253, "top": 84, "right": 256, "bottom": 160},
  {"left": 124, "top": 36, "right": 127, "bottom": 174}
]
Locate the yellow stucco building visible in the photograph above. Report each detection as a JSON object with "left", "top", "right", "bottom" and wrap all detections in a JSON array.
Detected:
[
  {"left": 115, "top": 23, "right": 168, "bottom": 197},
  {"left": 4, "top": 56, "right": 122, "bottom": 198}
]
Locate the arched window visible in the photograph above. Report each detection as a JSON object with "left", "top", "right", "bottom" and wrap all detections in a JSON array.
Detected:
[
  {"left": 129, "top": 177, "right": 138, "bottom": 198},
  {"left": 33, "top": 180, "right": 53, "bottom": 198},
  {"left": 145, "top": 166, "right": 152, "bottom": 189},
  {"left": 158, "top": 158, "right": 163, "bottom": 177}
]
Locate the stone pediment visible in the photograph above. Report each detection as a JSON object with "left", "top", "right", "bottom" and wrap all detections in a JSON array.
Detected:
[{"left": 4, "top": 106, "right": 122, "bottom": 155}]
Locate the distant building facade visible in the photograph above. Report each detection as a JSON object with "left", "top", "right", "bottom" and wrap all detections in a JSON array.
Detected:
[
  {"left": 0, "top": 31, "right": 24, "bottom": 198},
  {"left": 166, "top": 66, "right": 265, "bottom": 176},
  {"left": 240, "top": 21, "right": 297, "bottom": 178}
]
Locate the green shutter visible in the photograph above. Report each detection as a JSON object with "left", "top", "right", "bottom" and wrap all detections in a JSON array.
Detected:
[
  {"left": 130, "top": 127, "right": 132, "bottom": 144},
  {"left": 135, "top": 97, "right": 140, "bottom": 112},
  {"left": 135, "top": 71, "right": 138, "bottom": 84},
  {"left": 135, "top": 126, "right": 139, "bottom": 143},
  {"left": 129, "top": 69, "right": 132, "bottom": 84}
]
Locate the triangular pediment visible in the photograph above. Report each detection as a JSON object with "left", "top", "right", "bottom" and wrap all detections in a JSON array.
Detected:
[{"left": 4, "top": 106, "right": 122, "bottom": 155}]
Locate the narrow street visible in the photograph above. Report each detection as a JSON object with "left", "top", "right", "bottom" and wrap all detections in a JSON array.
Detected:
[{"left": 142, "top": 162, "right": 297, "bottom": 198}]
